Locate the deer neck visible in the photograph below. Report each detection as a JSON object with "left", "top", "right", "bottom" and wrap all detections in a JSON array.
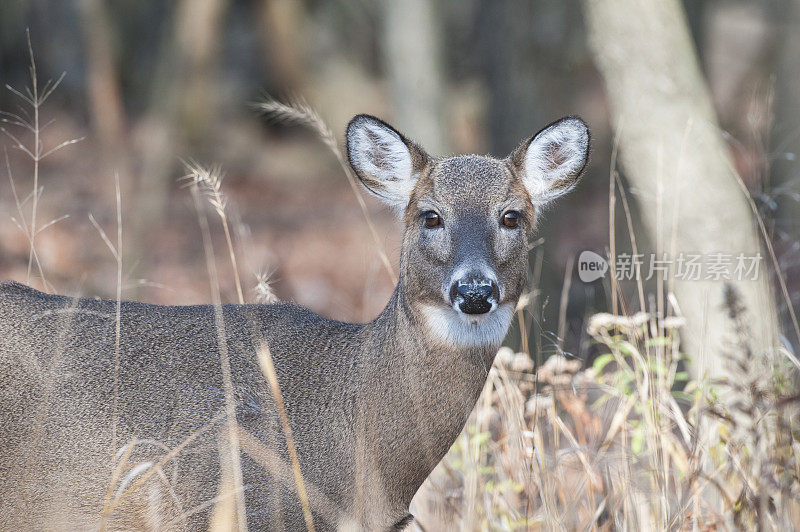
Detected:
[
  {"left": 354, "top": 276, "right": 501, "bottom": 508},
  {"left": 378, "top": 281, "right": 499, "bottom": 379}
]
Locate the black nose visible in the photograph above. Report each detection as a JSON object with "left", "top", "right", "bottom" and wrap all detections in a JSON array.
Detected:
[{"left": 450, "top": 277, "right": 499, "bottom": 315}]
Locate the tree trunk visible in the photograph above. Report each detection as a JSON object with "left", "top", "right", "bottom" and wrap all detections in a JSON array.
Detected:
[
  {"left": 78, "top": 0, "right": 127, "bottom": 164},
  {"left": 257, "top": 0, "right": 308, "bottom": 94},
  {"left": 133, "top": 0, "right": 228, "bottom": 254},
  {"left": 582, "top": 0, "right": 780, "bottom": 380},
  {"left": 382, "top": 0, "right": 448, "bottom": 155},
  {"left": 773, "top": 0, "right": 800, "bottom": 337},
  {"left": 478, "top": 0, "right": 545, "bottom": 155}
]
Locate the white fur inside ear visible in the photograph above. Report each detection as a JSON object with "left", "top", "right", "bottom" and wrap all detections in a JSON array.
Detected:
[
  {"left": 348, "top": 119, "right": 415, "bottom": 209},
  {"left": 523, "top": 118, "right": 588, "bottom": 204}
]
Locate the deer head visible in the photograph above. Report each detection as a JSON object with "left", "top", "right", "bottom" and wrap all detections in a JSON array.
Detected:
[{"left": 346, "top": 114, "right": 590, "bottom": 348}]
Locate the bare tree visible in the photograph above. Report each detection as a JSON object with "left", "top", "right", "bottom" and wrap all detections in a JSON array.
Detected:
[
  {"left": 257, "top": 0, "right": 308, "bottom": 94},
  {"left": 78, "top": 0, "right": 128, "bottom": 174},
  {"left": 773, "top": 0, "right": 800, "bottom": 328},
  {"left": 382, "top": 0, "right": 448, "bottom": 155},
  {"left": 135, "top": 0, "right": 229, "bottom": 244},
  {"left": 582, "top": 0, "right": 780, "bottom": 380}
]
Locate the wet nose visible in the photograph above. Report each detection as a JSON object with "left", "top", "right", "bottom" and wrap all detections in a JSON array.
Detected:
[{"left": 450, "top": 276, "right": 499, "bottom": 315}]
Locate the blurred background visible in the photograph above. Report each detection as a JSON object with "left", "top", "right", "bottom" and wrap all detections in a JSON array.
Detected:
[{"left": 0, "top": 0, "right": 798, "bottom": 360}]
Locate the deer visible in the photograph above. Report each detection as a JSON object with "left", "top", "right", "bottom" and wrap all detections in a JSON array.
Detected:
[{"left": 0, "top": 114, "right": 589, "bottom": 531}]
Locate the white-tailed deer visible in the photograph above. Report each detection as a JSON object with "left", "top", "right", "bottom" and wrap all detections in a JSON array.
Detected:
[{"left": 0, "top": 114, "right": 589, "bottom": 530}]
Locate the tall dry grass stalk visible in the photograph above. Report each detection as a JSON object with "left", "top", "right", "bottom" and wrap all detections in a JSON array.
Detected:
[
  {"left": 256, "top": 343, "right": 315, "bottom": 531},
  {"left": 88, "top": 173, "right": 123, "bottom": 460},
  {"left": 184, "top": 161, "right": 245, "bottom": 304},
  {"left": 725, "top": 158, "right": 800, "bottom": 358},
  {"left": 188, "top": 165, "right": 315, "bottom": 531},
  {"left": 1, "top": 31, "right": 82, "bottom": 291},
  {"left": 191, "top": 184, "right": 249, "bottom": 531},
  {"left": 99, "top": 414, "right": 226, "bottom": 529},
  {"left": 256, "top": 97, "right": 397, "bottom": 283}
]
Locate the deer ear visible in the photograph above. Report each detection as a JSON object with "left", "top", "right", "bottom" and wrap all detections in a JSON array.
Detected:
[
  {"left": 510, "top": 116, "right": 590, "bottom": 205},
  {"left": 346, "top": 114, "right": 429, "bottom": 211}
]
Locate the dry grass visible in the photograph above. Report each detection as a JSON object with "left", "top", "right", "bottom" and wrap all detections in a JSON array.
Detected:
[
  {"left": 1, "top": 30, "right": 82, "bottom": 291},
  {"left": 413, "top": 298, "right": 799, "bottom": 530}
]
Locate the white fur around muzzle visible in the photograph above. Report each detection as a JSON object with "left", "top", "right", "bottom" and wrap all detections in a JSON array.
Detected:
[{"left": 420, "top": 303, "right": 515, "bottom": 348}]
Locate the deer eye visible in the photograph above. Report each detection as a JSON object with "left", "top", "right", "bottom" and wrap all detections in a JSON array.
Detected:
[
  {"left": 501, "top": 211, "right": 521, "bottom": 229},
  {"left": 422, "top": 211, "right": 442, "bottom": 228}
]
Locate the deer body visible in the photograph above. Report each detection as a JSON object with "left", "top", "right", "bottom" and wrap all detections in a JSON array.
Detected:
[{"left": 0, "top": 115, "right": 589, "bottom": 530}]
